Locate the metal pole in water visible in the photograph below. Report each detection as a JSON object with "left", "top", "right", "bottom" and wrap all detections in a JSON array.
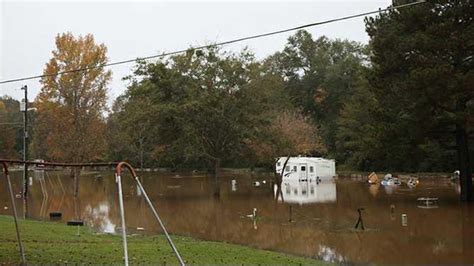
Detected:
[
  {"left": 116, "top": 174, "right": 129, "bottom": 266},
  {"left": 289, "top": 205, "right": 292, "bottom": 223},
  {"left": 5, "top": 170, "right": 26, "bottom": 264},
  {"left": 135, "top": 177, "right": 185, "bottom": 266}
]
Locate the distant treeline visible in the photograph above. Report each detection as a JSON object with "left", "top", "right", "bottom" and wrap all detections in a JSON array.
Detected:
[{"left": 1, "top": 0, "right": 472, "bottom": 173}]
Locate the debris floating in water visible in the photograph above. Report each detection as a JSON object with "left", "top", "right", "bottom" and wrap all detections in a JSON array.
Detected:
[
  {"left": 381, "top": 174, "right": 401, "bottom": 186},
  {"left": 417, "top": 197, "right": 439, "bottom": 209},
  {"left": 401, "top": 214, "right": 408, "bottom": 226},
  {"left": 407, "top": 177, "right": 419, "bottom": 188},
  {"left": 354, "top": 208, "right": 365, "bottom": 230},
  {"left": 451, "top": 170, "right": 460, "bottom": 181},
  {"left": 67, "top": 220, "right": 84, "bottom": 226},
  {"left": 49, "top": 212, "right": 62, "bottom": 220},
  {"left": 390, "top": 204, "right": 396, "bottom": 220},
  {"left": 246, "top": 208, "right": 257, "bottom": 220},
  {"left": 368, "top": 172, "right": 378, "bottom": 184}
]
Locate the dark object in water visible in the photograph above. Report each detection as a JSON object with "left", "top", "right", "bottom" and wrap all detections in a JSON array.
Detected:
[
  {"left": 354, "top": 208, "right": 365, "bottom": 230},
  {"left": 49, "top": 212, "right": 62, "bottom": 220},
  {"left": 417, "top": 197, "right": 439, "bottom": 209},
  {"left": 67, "top": 220, "right": 84, "bottom": 226}
]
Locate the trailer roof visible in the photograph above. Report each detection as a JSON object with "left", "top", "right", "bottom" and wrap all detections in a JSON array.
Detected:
[{"left": 277, "top": 157, "right": 335, "bottom": 163}]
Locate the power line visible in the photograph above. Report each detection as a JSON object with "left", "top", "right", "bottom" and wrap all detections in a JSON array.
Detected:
[{"left": 0, "top": 0, "right": 426, "bottom": 85}]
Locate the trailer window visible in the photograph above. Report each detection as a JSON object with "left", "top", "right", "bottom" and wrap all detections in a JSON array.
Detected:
[
  {"left": 293, "top": 166, "right": 297, "bottom": 172},
  {"left": 310, "top": 166, "right": 314, "bottom": 173},
  {"left": 285, "top": 165, "right": 290, "bottom": 172},
  {"left": 301, "top": 166, "right": 306, "bottom": 172},
  {"left": 277, "top": 162, "right": 281, "bottom": 167}
]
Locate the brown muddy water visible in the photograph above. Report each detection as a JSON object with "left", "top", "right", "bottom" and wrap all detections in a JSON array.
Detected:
[{"left": 1, "top": 170, "right": 473, "bottom": 264}]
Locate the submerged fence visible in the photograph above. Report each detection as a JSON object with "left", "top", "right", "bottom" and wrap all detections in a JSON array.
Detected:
[{"left": 0, "top": 159, "right": 184, "bottom": 266}]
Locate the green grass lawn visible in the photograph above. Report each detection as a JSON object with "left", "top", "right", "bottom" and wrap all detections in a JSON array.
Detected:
[{"left": 0, "top": 215, "right": 327, "bottom": 265}]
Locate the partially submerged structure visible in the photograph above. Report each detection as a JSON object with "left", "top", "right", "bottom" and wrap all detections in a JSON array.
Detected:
[{"left": 275, "top": 157, "right": 336, "bottom": 181}]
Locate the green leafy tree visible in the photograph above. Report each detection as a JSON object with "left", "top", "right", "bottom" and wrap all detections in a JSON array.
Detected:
[
  {"left": 267, "top": 30, "right": 367, "bottom": 159},
  {"left": 107, "top": 93, "right": 157, "bottom": 169},
  {"left": 109, "top": 47, "right": 323, "bottom": 197},
  {"left": 0, "top": 97, "right": 22, "bottom": 158},
  {"left": 365, "top": 0, "right": 474, "bottom": 200},
  {"left": 336, "top": 73, "right": 458, "bottom": 172},
  {"left": 337, "top": 79, "right": 383, "bottom": 170}
]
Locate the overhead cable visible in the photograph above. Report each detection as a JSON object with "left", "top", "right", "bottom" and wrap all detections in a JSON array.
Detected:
[{"left": 0, "top": 1, "right": 426, "bottom": 85}]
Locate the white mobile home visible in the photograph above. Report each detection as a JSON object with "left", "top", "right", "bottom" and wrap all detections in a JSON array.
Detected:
[{"left": 275, "top": 157, "right": 336, "bottom": 181}]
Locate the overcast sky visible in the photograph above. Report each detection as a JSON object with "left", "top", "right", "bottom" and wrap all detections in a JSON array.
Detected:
[{"left": 1, "top": 0, "right": 391, "bottom": 105}]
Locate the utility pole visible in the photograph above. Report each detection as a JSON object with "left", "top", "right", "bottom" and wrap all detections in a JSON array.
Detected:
[{"left": 21, "top": 85, "right": 28, "bottom": 219}]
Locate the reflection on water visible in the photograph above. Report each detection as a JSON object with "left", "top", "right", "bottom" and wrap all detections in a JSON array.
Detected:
[
  {"left": 84, "top": 202, "right": 116, "bottom": 233},
  {"left": 1, "top": 170, "right": 474, "bottom": 264},
  {"left": 318, "top": 245, "right": 345, "bottom": 263},
  {"left": 278, "top": 180, "right": 336, "bottom": 205}
]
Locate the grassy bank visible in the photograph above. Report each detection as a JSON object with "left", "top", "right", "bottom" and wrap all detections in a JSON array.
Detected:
[{"left": 0, "top": 216, "right": 326, "bottom": 265}]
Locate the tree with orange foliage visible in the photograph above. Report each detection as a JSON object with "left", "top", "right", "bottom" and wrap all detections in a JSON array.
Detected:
[
  {"left": 246, "top": 110, "right": 326, "bottom": 167},
  {"left": 32, "top": 32, "right": 111, "bottom": 196}
]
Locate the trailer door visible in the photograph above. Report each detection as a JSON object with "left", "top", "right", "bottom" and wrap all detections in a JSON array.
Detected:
[{"left": 299, "top": 164, "right": 308, "bottom": 181}]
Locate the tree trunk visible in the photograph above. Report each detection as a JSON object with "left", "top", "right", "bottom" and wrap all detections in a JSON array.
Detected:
[
  {"left": 72, "top": 167, "right": 82, "bottom": 198},
  {"left": 274, "top": 156, "right": 290, "bottom": 202},
  {"left": 456, "top": 122, "right": 473, "bottom": 201},
  {"left": 138, "top": 137, "right": 144, "bottom": 171},
  {"left": 213, "top": 158, "right": 221, "bottom": 198},
  {"left": 71, "top": 167, "right": 82, "bottom": 219}
]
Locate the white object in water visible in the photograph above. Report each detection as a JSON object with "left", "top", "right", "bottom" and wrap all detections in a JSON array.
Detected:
[
  {"left": 246, "top": 208, "right": 257, "bottom": 220},
  {"left": 401, "top": 214, "right": 408, "bottom": 226},
  {"left": 407, "top": 178, "right": 419, "bottom": 188},
  {"left": 29, "top": 176, "right": 33, "bottom": 186},
  {"left": 381, "top": 177, "right": 401, "bottom": 186},
  {"left": 254, "top": 181, "right": 261, "bottom": 187},
  {"left": 262, "top": 180, "right": 266, "bottom": 184},
  {"left": 231, "top": 179, "right": 237, "bottom": 191},
  {"left": 417, "top": 197, "right": 439, "bottom": 207},
  {"left": 136, "top": 184, "right": 142, "bottom": 196}
]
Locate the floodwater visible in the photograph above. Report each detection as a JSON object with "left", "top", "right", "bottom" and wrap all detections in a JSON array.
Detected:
[{"left": 1, "top": 169, "right": 473, "bottom": 264}]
